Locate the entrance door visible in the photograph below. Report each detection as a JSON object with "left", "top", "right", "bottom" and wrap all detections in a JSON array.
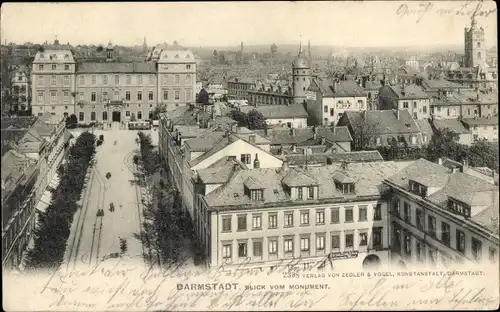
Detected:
[{"left": 112, "top": 111, "right": 121, "bottom": 122}]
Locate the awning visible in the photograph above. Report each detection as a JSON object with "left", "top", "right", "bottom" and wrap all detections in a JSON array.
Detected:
[{"left": 35, "top": 189, "right": 52, "bottom": 213}]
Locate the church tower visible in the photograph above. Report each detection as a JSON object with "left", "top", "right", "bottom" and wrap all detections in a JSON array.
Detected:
[
  {"left": 143, "top": 36, "right": 148, "bottom": 54},
  {"left": 292, "top": 42, "right": 311, "bottom": 105},
  {"left": 464, "top": 16, "right": 486, "bottom": 67}
]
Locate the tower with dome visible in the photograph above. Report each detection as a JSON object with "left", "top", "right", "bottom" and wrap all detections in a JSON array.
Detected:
[{"left": 292, "top": 43, "right": 311, "bottom": 104}]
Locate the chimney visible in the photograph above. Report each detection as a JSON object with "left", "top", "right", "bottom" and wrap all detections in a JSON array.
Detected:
[
  {"left": 253, "top": 153, "right": 260, "bottom": 168},
  {"left": 321, "top": 136, "right": 326, "bottom": 145},
  {"left": 282, "top": 159, "right": 289, "bottom": 171},
  {"left": 249, "top": 134, "right": 256, "bottom": 144},
  {"left": 462, "top": 157, "right": 469, "bottom": 168},
  {"left": 291, "top": 128, "right": 296, "bottom": 136},
  {"left": 196, "top": 113, "right": 200, "bottom": 124},
  {"left": 333, "top": 126, "right": 336, "bottom": 134},
  {"left": 438, "top": 158, "right": 443, "bottom": 165},
  {"left": 313, "top": 132, "right": 317, "bottom": 140},
  {"left": 292, "top": 144, "right": 297, "bottom": 153}
]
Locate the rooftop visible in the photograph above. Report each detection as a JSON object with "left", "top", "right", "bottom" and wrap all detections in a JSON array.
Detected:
[
  {"left": 312, "top": 78, "right": 366, "bottom": 97},
  {"left": 204, "top": 160, "right": 414, "bottom": 209},
  {"left": 344, "top": 110, "right": 420, "bottom": 134},
  {"left": 432, "top": 119, "right": 471, "bottom": 134},
  {"left": 253, "top": 126, "right": 352, "bottom": 145},
  {"left": 461, "top": 117, "right": 499, "bottom": 126},
  {"left": 77, "top": 62, "right": 156, "bottom": 73},
  {"left": 240, "top": 104, "right": 309, "bottom": 119},
  {"left": 390, "top": 84, "right": 429, "bottom": 99},
  {"left": 33, "top": 49, "right": 75, "bottom": 63}
]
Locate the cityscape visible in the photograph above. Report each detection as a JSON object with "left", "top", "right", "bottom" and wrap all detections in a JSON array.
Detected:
[{"left": 1, "top": 2, "right": 498, "bottom": 309}]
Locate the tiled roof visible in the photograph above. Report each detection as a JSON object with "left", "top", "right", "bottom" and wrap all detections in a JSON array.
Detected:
[
  {"left": 415, "top": 119, "right": 434, "bottom": 137},
  {"left": 198, "top": 157, "right": 246, "bottom": 184},
  {"left": 240, "top": 104, "right": 309, "bottom": 119},
  {"left": 364, "top": 81, "right": 382, "bottom": 90},
  {"left": 77, "top": 62, "right": 156, "bottom": 73},
  {"left": 253, "top": 126, "right": 352, "bottom": 145},
  {"left": 157, "top": 49, "right": 195, "bottom": 64},
  {"left": 391, "top": 84, "right": 429, "bottom": 99},
  {"left": 327, "top": 151, "right": 384, "bottom": 162},
  {"left": 204, "top": 161, "right": 414, "bottom": 208},
  {"left": 173, "top": 125, "right": 211, "bottom": 140},
  {"left": 387, "top": 158, "right": 451, "bottom": 188},
  {"left": 432, "top": 119, "right": 471, "bottom": 134},
  {"left": 282, "top": 168, "right": 318, "bottom": 187},
  {"left": 461, "top": 117, "right": 498, "bottom": 126},
  {"left": 421, "top": 79, "right": 465, "bottom": 90},
  {"left": 233, "top": 127, "right": 271, "bottom": 145},
  {"left": 1, "top": 116, "right": 37, "bottom": 130},
  {"left": 345, "top": 110, "right": 420, "bottom": 134},
  {"left": 184, "top": 131, "right": 226, "bottom": 152},
  {"left": 313, "top": 78, "right": 366, "bottom": 97},
  {"left": 214, "top": 116, "right": 238, "bottom": 125},
  {"left": 188, "top": 135, "right": 233, "bottom": 167}
]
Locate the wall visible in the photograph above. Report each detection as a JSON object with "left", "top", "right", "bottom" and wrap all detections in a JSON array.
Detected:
[
  {"left": 430, "top": 104, "right": 462, "bottom": 119},
  {"left": 468, "top": 124, "right": 499, "bottom": 142},
  {"left": 398, "top": 98, "right": 430, "bottom": 120},
  {"left": 266, "top": 117, "right": 307, "bottom": 129},
  {"left": 206, "top": 200, "right": 390, "bottom": 268},
  {"left": 191, "top": 139, "right": 283, "bottom": 171},
  {"left": 156, "top": 61, "right": 196, "bottom": 110}
]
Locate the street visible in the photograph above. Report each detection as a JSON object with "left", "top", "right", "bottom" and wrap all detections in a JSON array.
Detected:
[{"left": 64, "top": 125, "right": 158, "bottom": 269}]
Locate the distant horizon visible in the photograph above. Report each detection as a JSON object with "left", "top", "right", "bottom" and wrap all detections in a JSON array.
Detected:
[{"left": 1, "top": 2, "right": 497, "bottom": 48}]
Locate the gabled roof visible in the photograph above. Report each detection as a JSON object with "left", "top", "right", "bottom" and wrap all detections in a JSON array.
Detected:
[
  {"left": 184, "top": 131, "right": 226, "bottom": 152},
  {"left": 312, "top": 78, "right": 366, "bottom": 97},
  {"left": 33, "top": 49, "right": 75, "bottom": 63},
  {"left": 198, "top": 157, "right": 246, "bottom": 184},
  {"left": 432, "top": 119, "right": 471, "bottom": 134},
  {"left": 421, "top": 79, "right": 465, "bottom": 90},
  {"left": 461, "top": 118, "right": 498, "bottom": 126},
  {"left": 282, "top": 168, "right": 318, "bottom": 187},
  {"left": 390, "top": 84, "right": 429, "bottom": 99},
  {"left": 327, "top": 150, "right": 384, "bottom": 162},
  {"left": 254, "top": 126, "right": 352, "bottom": 145},
  {"left": 344, "top": 110, "right": 420, "bottom": 134},
  {"left": 240, "top": 104, "right": 309, "bottom": 119}
]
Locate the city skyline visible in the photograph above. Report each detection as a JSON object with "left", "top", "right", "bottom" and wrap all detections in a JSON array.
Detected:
[{"left": 1, "top": 1, "right": 497, "bottom": 48}]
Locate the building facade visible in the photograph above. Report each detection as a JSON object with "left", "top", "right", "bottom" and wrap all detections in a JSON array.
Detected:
[
  {"left": 378, "top": 84, "right": 431, "bottom": 120},
  {"left": 10, "top": 66, "right": 31, "bottom": 113}
]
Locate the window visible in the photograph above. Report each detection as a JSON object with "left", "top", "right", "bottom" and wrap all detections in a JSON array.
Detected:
[
  {"left": 372, "top": 227, "right": 382, "bottom": 248},
  {"left": 300, "top": 237, "right": 310, "bottom": 251},
  {"left": 115, "top": 75, "right": 120, "bottom": 84},
  {"left": 284, "top": 212, "right": 293, "bottom": 227},
  {"left": 416, "top": 209, "right": 424, "bottom": 230},
  {"left": 359, "top": 231, "right": 368, "bottom": 247},
  {"left": 125, "top": 111, "right": 130, "bottom": 117},
  {"left": 162, "top": 75, "right": 168, "bottom": 85},
  {"left": 149, "top": 75, "right": 154, "bottom": 84},
  {"left": 297, "top": 187, "right": 303, "bottom": 200},
  {"left": 125, "top": 91, "right": 131, "bottom": 101},
  {"left": 37, "top": 92, "right": 44, "bottom": 103},
  {"left": 471, "top": 237, "right": 482, "bottom": 261},
  {"left": 148, "top": 91, "right": 154, "bottom": 101},
  {"left": 186, "top": 74, "right": 191, "bottom": 84},
  {"left": 91, "top": 75, "right": 96, "bottom": 85},
  {"left": 345, "top": 207, "right": 353, "bottom": 222},
  {"left": 374, "top": 204, "right": 382, "bottom": 221},
  {"left": 345, "top": 233, "right": 354, "bottom": 248},
  {"left": 137, "top": 111, "right": 142, "bottom": 120},
  {"left": 416, "top": 241, "right": 424, "bottom": 262},
  {"left": 238, "top": 242, "right": 247, "bottom": 257},
  {"left": 428, "top": 249, "right": 437, "bottom": 266},
  {"left": 91, "top": 92, "right": 96, "bottom": 102},
  {"left": 186, "top": 89, "right": 192, "bottom": 102},
  {"left": 404, "top": 232, "right": 412, "bottom": 256},
  {"left": 376, "top": 137, "right": 382, "bottom": 146},
  {"left": 268, "top": 239, "right": 278, "bottom": 255},
  {"left": 428, "top": 215, "right": 436, "bottom": 237},
  {"left": 252, "top": 215, "right": 262, "bottom": 229},
  {"left": 79, "top": 112, "right": 84, "bottom": 121},
  {"left": 316, "top": 210, "right": 325, "bottom": 224},
  {"left": 284, "top": 238, "right": 293, "bottom": 253},
  {"left": 316, "top": 234, "right": 325, "bottom": 251},
  {"left": 91, "top": 112, "right": 96, "bottom": 121},
  {"left": 138, "top": 75, "right": 143, "bottom": 84},
  {"left": 222, "top": 217, "right": 231, "bottom": 232},
  {"left": 441, "top": 222, "right": 451, "bottom": 246},
  {"left": 403, "top": 101, "right": 409, "bottom": 109},
  {"left": 186, "top": 64, "right": 191, "bottom": 70},
  {"left": 331, "top": 233, "right": 340, "bottom": 249},
  {"left": 63, "top": 75, "right": 69, "bottom": 85},
  {"left": 51, "top": 75, "right": 56, "bottom": 85},
  {"left": 175, "top": 75, "right": 180, "bottom": 84},
  {"left": 38, "top": 64, "right": 44, "bottom": 70},
  {"left": 413, "top": 101, "right": 417, "bottom": 108},
  {"left": 79, "top": 91, "right": 84, "bottom": 101},
  {"left": 268, "top": 213, "right": 278, "bottom": 229},
  {"left": 102, "top": 111, "right": 108, "bottom": 121},
  {"left": 137, "top": 91, "right": 142, "bottom": 101},
  {"left": 222, "top": 244, "right": 232, "bottom": 259},
  {"left": 174, "top": 90, "right": 180, "bottom": 100},
  {"left": 330, "top": 108, "right": 334, "bottom": 116},
  {"left": 163, "top": 91, "right": 168, "bottom": 100},
  {"left": 456, "top": 229, "right": 466, "bottom": 253},
  {"left": 103, "top": 75, "right": 108, "bottom": 85},
  {"left": 240, "top": 154, "right": 251, "bottom": 164},
  {"left": 489, "top": 248, "right": 497, "bottom": 263},
  {"left": 308, "top": 186, "right": 314, "bottom": 199},
  {"left": 324, "top": 106, "right": 328, "bottom": 113},
  {"left": 63, "top": 91, "right": 69, "bottom": 103},
  {"left": 359, "top": 206, "right": 367, "bottom": 221},
  {"left": 253, "top": 241, "right": 262, "bottom": 257},
  {"left": 249, "top": 189, "right": 262, "bottom": 201},
  {"left": 52, "top": 64, "right": 56, "bottom": 70},
  {"left": 331, "top": 208, "right": 339, "bottom": 223},
  {"left": 126, "top": 75, "right": 132, "bottom": 85},
  {"left": 423, "top": 106, "right": 427, "bottom": 113},
  {"left": 237, "top": 215, "right": 247, "bottom": 231},
  {"left": 403, "top": 202, "right": 411, "bottom": 223},
  {"left": 300, "top": 211, "right": 309, "bottom": 225},
  {"left": 50, "top": 91, "right": 56, "bottom": 104}
]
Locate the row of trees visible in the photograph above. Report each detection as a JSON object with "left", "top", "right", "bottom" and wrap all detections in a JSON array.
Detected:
[
  {"left": 134, "top": 132, "right": 189, "bottom": 266},
  {"left": 26, "top": 131, "right": 96, "bottom": 269},
  {"left": 229, "top": 109, "right": 267, "bottom": 130}
]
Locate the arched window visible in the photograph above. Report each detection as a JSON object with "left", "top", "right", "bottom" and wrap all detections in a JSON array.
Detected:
[
  {"left": 478, "top": 52, "right": 482, "bottom": 59},
  {"left": 477, "top": 42, "right": 481, "bottom": 48},
  {"left": 102, "top": 111, "right": 108, "bottom": 120}
]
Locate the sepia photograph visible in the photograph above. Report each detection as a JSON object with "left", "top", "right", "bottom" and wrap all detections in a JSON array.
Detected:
[{"left": 1, "top": 1, "right": 499, "bottom": 311}]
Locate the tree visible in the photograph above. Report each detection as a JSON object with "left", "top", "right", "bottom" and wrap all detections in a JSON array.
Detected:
[
  {"left": 197, "top": 89, "right": 209, "bottom": 105},
  {"left": 65, "top": 114, "right": 78, "bottom": 129},
  {"left": 349, "top": 117, "right": 382, "bottom": 151},
  {"left": 96, "top": 45, "right": 104, "bottom": 53},
  {"left": 130, "top": 113, "right": 137, "bottom": 122},
  {"left": 151, "top": 104, "right": 167, "bottom": 120},
  {"left": 229, "top": 110, "right": 248, "bottom": 128},
  {"left": 247, "top": 109, "right": 267, "bottom": 130},
  {"left": 426, "top": 128, "right": 462, "bottom": 162}
]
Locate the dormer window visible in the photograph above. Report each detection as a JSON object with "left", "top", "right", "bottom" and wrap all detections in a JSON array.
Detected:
[
  {"left": 335, "top": 182, "right": 355, "bottom": 194},
  {"left": 448, "top": 197, "right": 471, "bottom": 218},
  {"left": 409, "top": 180, "right": 427, "bottom": 197},
  {"left": 244, "top": 179, "right": 264, "bottom": 201},
  {"left": 249, "top": 189, "right": 263, "bottom": 201}
]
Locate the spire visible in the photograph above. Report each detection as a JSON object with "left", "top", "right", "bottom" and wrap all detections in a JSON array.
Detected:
[
  {"left": 471, "top": 15, "right": 477, "bottom": 28},
  {"left": 299, "top": 34, "right": 303, "bottom": 54}
]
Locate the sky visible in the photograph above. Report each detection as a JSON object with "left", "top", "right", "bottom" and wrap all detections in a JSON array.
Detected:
[{"left": 0, "top": 1, "right": 497, "bottom": 48}]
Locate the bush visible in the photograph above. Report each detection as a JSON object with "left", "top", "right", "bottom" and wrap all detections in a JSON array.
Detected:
[
  {"left": 96, "top": 139, "right": 103, "bottom": 146},
  {"left": 99, "top": 134, "right": 104, "bottom": 141}
]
